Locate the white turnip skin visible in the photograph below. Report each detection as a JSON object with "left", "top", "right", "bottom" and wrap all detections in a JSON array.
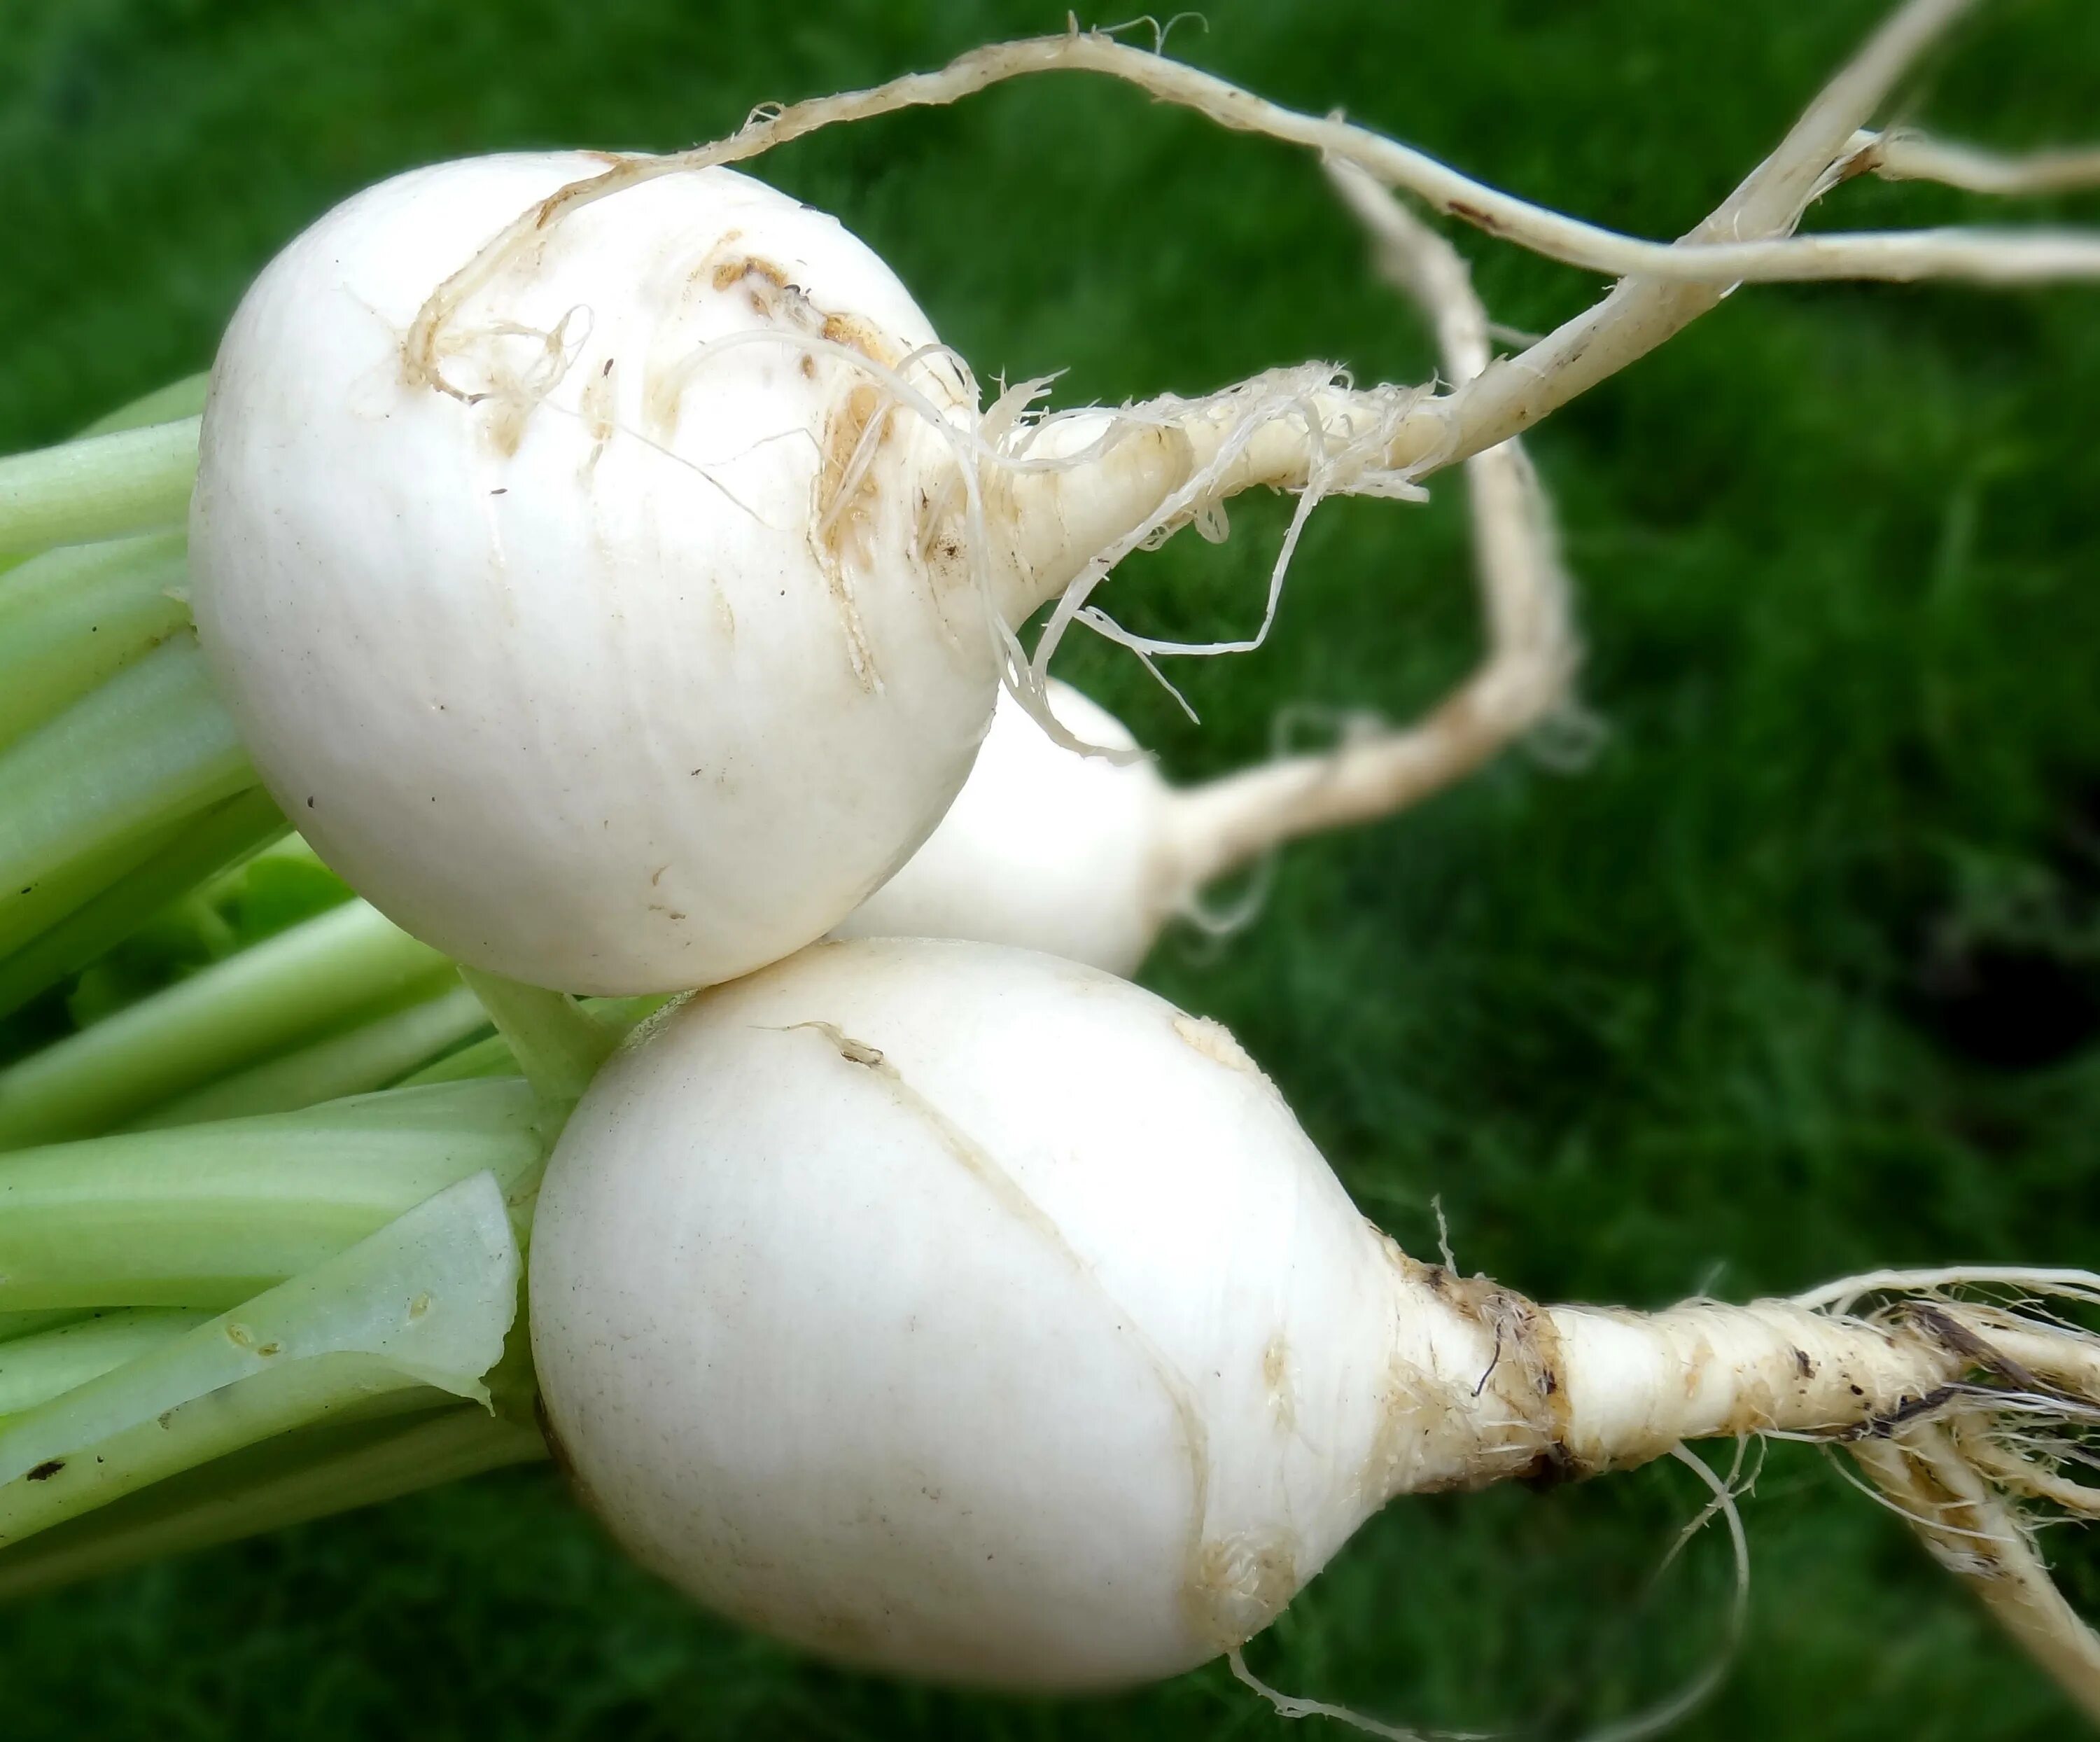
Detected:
[
  {"left": 531, "top": 938, "right": 1415, "bottom": 1687},
  {"left": 831, "top": 681, "right": 1175, "bottom": 974},
  {"left": 529, "top": 938, "right": 2081, "bottom": 1696},
  {"left": 192, "top": 155, "right": 1010, "bottom": 996}
]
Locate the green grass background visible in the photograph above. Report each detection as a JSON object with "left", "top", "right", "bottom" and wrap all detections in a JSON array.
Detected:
[{"left": 6, "top": 0, "right": 2100, "bottom": 1735}]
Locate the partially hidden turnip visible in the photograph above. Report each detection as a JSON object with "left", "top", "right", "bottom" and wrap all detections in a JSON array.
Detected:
[{"left": 830, "top": 680, "right": 1174, "bottom": 974}]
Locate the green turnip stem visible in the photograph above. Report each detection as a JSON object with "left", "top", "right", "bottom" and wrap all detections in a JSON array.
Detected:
[
  {"left": 78, "top": 375, "right": 210, "bottom": 440},
  {"left": 197, "top": 827, "right": 322, "bottom": 900},
  {"left": 457, "top": 968, "right": 623, "bottom": 1112},
  {"left": 0, "top": 532, "right": 190, "bottom": 753},
  {"left": 0, "top": 1400, "right": 543, "bottom": 1603},
  {"left": 0, "top": 1311, "right": 89, "bottom": 1346},
  {"left": 0, "top": 379, "right": 202, "bottom": 587},
  {"left": 0, "top": 636, "right": 255, "bottom": 956},
  {"left": 0, "top": 1078, "right": 547, "bottom": 1311},
  {"left": 0, "top": 1172, "right": 522, "bottom": 1553},
  {"left": 0, "top": 788, "right": 286, "bottom": 1022},
  {"left": 400, "top": 994, "right": 662, "bottom": 1087},
  {"left": 129, "top": 979, "right": 489, "bottom": 1130},
  {"left": 0, "top": 858, "right": 652, "bottom": 1139},
  {"left": 0, "top": 417, "right": 200, "bottom": 558},
  {"left": 403, "top": 1031, "right": 538, "bottom": 1087},
  {"left": 0, "top": 900, "right": 451, "bottom": 1149},
  {"left": 0, "top": 1071, "right": 542, "bottom": 1580},
  {"left": 0, "top": 1309, "right": 211, "bottom": 1417},
  {"left": 0, "top": 807, "right": 196, "bottom": 966}
]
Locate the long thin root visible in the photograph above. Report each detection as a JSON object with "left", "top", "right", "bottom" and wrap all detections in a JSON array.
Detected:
[{"left": 1807, "top": 1272, "right": 2100, "bottom": 1720}]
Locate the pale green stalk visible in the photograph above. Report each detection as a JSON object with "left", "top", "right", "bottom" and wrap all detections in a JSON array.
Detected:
[
  {"left": 458, "top": 968, "right": 623, "bottom": 1113},
  {"left": 0, "top": 1311, "right": 90, "bottom": 1346},
  {"left": 132, "top": 978, "right": 490, "bottom": 1129},
  {"left": 0, "top": 417, "right": 200, "bottom": 558},
  {"left": 0, "top": 788, "right": 286, "bottom": 1022},
  {"left": 0, "top": 1402, "right": 542, "bottom": 1601},
  {"left": 403, "top": 993, "right": 665, "bottom": 1087},
  {"left": 0, "top": 807, "right": 193, "bottom": 962},
  {"left": 0, "top": 1309, "right": 211, "bottom": 1416},
  {"left": 0, "top": 899, "right": 449, "bottom": 1148},
  {"left": 400, "top": 1031, "right": 522, "bottom": 1087},
  {"left": 0, "top": 376, "right": 560, "bottom": 1588},
  {"left": 0, "top": 532, "right": 190, "bottom": 752},
  {"left": 0, "top": 635, "right": 255, "bottom": 955},
  {"left": 195, "top": 828, "right": 322, "bottom": 903},
  {"left": 79, "top": 375, "right": 210, "bottom": 439},
  {"left": 0, "top": 1173, "right": 521, "bottom": 1549},
  {"left": 0, "top": 1078, "right": 545, "bottom": 1311},
  {"left": 0, "top": 377, "right": 204, "bottom": 585}
]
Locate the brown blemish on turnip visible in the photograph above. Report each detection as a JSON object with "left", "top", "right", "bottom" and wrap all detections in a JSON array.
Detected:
[
  {"left": 1182, "top": 1528, "right": 1300, "bottom": 1649},
  {"left": 1261, "top": 1334, "right": 1295, "bottom": 1433}
]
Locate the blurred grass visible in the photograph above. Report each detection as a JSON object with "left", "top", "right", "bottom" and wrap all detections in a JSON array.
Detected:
[{"left": 5, "top": 0, "right": 2100, "bottom": 1736}]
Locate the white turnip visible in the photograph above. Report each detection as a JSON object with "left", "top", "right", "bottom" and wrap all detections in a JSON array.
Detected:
[
  {"left": 531, "top": 938, "right": 2100, "bottom": 1709},
  {"left": 192, "top": 156, "right": 1001, "bottom": 996}
]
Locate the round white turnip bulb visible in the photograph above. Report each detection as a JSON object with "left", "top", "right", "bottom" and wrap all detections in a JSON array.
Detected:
[
  {"left": 192, "top": 155, "right": 1000, "bottom": 995},
  {"left": 530, "top": 938, "right": 2100, "bottom": 1700},
  {"left": 533, "top": 938, "right": 1416, "bottom": 1687}
]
